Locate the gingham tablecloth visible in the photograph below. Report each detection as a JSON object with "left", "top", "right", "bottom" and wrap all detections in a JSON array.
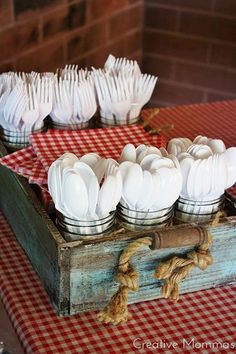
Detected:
[
  {"left": 142, "top": 100, "right": 236, "bottom": 147},
  {"left": 0, "top": 211, "right": 235, "bottom": 354},
  {"left": 0, "top": 125, "right": 164, "bottom": 186},
  {"left": 30, "top": 125, "right": 164, "bottom": 171}
]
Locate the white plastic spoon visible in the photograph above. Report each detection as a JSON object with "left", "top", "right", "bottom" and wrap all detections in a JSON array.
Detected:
[
  {"left": 136, "top": 170, "right": 153, "bottom": 210},
  {"left": 79, "top": 153, "right": 101, "bottom": 168},
  {"left": 73, "top": 161, "right": 99, "bottom": 218},
  {"left": 122, "top": 163, "right": 143, "bottom": 208},
  {"left": 62, "top": 170, "right": 88, "bottom": 219},
  {"left": 119, "top": 143, "right": 136, "bottom": 163},
  {"left": 97, "top": 174, "right": 116, "bottom": 217}
]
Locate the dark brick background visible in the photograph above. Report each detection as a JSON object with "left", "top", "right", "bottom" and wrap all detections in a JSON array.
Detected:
[
  {"left": 143, "top": 0, "right": 236, "bottom": 106},
  {"left": 0, "top": 0, "right": 142, "bottom": 73},
  {"left": 0, "top": 0, "right": 236, "bottom": 107}
]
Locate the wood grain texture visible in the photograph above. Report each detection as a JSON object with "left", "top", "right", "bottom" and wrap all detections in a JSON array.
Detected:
[
  {"left": 0, "top": 142, "right": 68, "bottom": 314},
  {"left": 69, "top": 218, "right": 236, "bottom": 314}
]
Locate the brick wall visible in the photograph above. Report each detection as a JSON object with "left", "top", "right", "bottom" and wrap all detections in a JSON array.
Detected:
[
  {"left": 0, "top": 0, "right": 143, "bottom": 73},
  {"left": 1, "top": 0, "right": 236, "bottom": 107},
  {"left": 143, "top": 0, "right": 236, "bottom": 107}
]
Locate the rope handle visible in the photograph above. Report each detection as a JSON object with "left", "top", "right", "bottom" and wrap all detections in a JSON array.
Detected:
[{"left": 97, "top": 212, "right": 226, "bottom": 325}]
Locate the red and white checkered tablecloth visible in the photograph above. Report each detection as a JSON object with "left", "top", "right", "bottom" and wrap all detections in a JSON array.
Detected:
[
  {"left": 142, "top": 100, "right": 236, "bottom": 147},
  {"left": 0, "top": 146, "right": 37, "bottom": 178},
  {"left": 0, "top": 125, "right": 164, "bottom": 187},
  {"left": 30, "top": 125, "right": 164, "bottom": 172},
  {"left": 0, "top": 211, "right": 235, "bottom": 354}
]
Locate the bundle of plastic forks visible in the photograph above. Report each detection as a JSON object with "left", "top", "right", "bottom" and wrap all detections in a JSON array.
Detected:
[
  {"left": 0, "top": 72, "right": 52, "bottom": 149},
  {"left": 49, "top": 69, "right": 97, "bottom": 128},
  {"left": 93, "top": 54, "right": 158, "bottom": 126}
]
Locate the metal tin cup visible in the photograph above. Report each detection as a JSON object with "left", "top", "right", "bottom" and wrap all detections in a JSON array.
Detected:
[
  {"left": 99, "top": 115, "right": 140, "bottom": 127},
  {"left": 174, "top": 195, "right": 225, "bottom": 223},
  {"left": 56, "top": 210, "right": 116, "bottom": 241},
  {"left": 0, "top": 126, "right": 45, "bottom": 150},
  {"left": 117, "top": 203, "right": 174, "bottom": 231},
  {"left": 50, "top": 121, "right": 89, "bottom": 130}
]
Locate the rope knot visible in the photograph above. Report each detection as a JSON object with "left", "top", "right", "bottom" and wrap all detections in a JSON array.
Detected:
[
  {"left": 115, "top": 264, "right": 139, "bottom": 291},
  {"left": 187, "top": 249, "right": 213, "bottom": 270},
  {"left": 97, "top": 237, "right": 152, "bottom": 325},
  {"left": 97, "top": 286, "right": 131, "bottom": 325},
  {"left": 155, "top": 227, "right": 214, "bottom": 302}
]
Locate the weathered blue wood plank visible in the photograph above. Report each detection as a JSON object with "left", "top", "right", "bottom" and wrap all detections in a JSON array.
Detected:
[{"left": 70, "top": 219, "right": 236, "bottom": 314}]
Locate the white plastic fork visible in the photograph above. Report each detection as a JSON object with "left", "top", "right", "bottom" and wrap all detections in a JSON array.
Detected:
[
  {"left": 50, "top": 78, "right": 72, "bottom": 123},
  {"left": 21, "top": 83, "right": 39, "bottom": 131},
  {"left": 77, "top": 79, "right": 97, "bottom": 122},
  {"left": 3, "top": 85, "right": 24, "bottom": 124},
  {"left": 34, "top": 77, "right": 53, "bottom": 129},
  {"left": 130, "top": 74, "right": 157, "bottom": 118},
  {"left": 112, "top": 75, "right": 131, "bottom": 119},
  {"left": 94, "top": 75, "right": 113, "bottom": 119}
]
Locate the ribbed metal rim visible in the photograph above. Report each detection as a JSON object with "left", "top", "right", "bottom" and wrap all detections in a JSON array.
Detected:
[
  {"left": 99, "top": 115, "right": 140, "bottom": 127},
  {"left": 50, "top": 121, "right": 89, "bottom": 130}
]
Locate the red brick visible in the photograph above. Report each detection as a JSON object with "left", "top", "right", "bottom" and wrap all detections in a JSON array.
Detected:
[
  {"left": 180, "top": 12, "right": 236, "bottom": 42},
  {"left": 15, "top": 42, "right": 65, "bottom": 72},
  {"left": 175, "top": 61, "right": 236, "bottom": 93},
  {"left": 144, "top": 30, "right": 208, "bottom": 62},
  {"left": 152, "top": 79, "right": 204, "bottom": 105},
  {"left": 210, "top": 43, "right": 236, "bottom": 69},
  {"left": 67, "top": 21, "right": 108, "bottom": 60},
  {"left": 86, "top": 47, "right": 112, "bottom": 68},
  {"left": 14, "top": 0, "right": 64, "bottom": 18},
  {"left": 129, "top": 0, "right": 142, "bottom": 4},
  {"left": 143, "top": 54, "right": 174, "bottom": 79},
  {"left": 124, "top": 30, "right": 142, "bottom": 55},
  {"left": 87, "top": 0, "right": 128, "bottom": 21},
  {"left": 206, "top": 91, "right": 236, "bottom": 102},
  {"left": 145, "top": 5, "right": 177, "bottom": 31},
  {"left": 145, "top": 0, "right": 213, "bottom": 11},
  {"left": 127, "top": 50, "right": 142, "bottom": 64},
  {"left": 0, "top": 61, "right": 15, "bottom": 73},
  {"left": 214, "top": 0, "right": 236, "bottom": 15},
  {"left": 107, "top": 37, "right": 127, "bottom": 58},
  {"left": 0, "top": 19, "right": 40, "bottom": 61},
  {"left": 42, "top": 2, "right": 86, "bottom": 39},
  {"left": 109, "top": 4, "right": 142, "bottom": 39},
  {"left": 0, "top": 0, "right": 13, "bottom": 27}
]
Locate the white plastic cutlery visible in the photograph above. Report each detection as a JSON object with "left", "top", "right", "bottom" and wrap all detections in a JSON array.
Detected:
[
  {"left": 119, "top": 143, "right": 136, "bottom": 163},
  {"left": 73, "top": 161, "right": 99, "bottom": 218},
  {"left": 48, "top": 152, "right": 123, "bottom": 220},
  {"left": 174, "top": 135, "right": 236, "bottom": 201},
  {"left": 136, "top": 170, "right": 153, "bottom": 210},
  {"left": 97, "top": 174, "right": 116, "bottom": 217},
  {"left": 120, "top": 162, "right": 143, "bottom": 208},
  {"left": 62, "top": 170, "right": 88, "bottom": 219}
]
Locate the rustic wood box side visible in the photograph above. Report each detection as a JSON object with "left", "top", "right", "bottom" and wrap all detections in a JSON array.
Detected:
[
  {"left": 0, "top": 142, "right": 72, "bottom": 314},
  {"left": 68, "top": 219, "right": 236, "bottom": 314}
]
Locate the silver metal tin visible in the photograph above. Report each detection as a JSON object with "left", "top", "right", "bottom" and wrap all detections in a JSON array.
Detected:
[
  {"left": 56, "top": 211, "right": 116, "bottom": 241},
  {"left": 0, "top": 126, "right": 45, "bottom": 150},
  {"left": 51, "top": 121, "right": 89, "bottom": 130},
  {"left": 117, "top": 203, "right": 174, "bottom": 231},
  {"left": 99, "top": 115, "right": 140, "bottom": 127},
  {"left": 175, "top": 195, "right": 225, "bottom": 223}
]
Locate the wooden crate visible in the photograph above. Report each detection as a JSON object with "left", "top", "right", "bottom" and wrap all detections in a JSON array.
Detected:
[{"left": 0, "top": 141, "right": 236, "bottom": 316}]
